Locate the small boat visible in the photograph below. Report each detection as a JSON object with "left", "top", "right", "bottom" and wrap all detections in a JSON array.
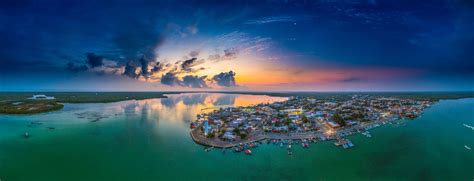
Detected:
[
  {"left": 463, "top": 124, "right": 474, "bottom": 130},
  {"left": 23, "top": 132, "right": 30, "bottom": 138},
  {"left": 288, "top": 144, "right": 292, "bottom": 149},
  {"left": 342, "top": 144, "right": 348, "bottom": 149},
  {"left": 31, "top": 121, "right": 43, "bottom": 125},
  {"left": 249, "top": 143, "right": 255, "bottom": 148},
  {"left": 348, "top": 142, "right": 354, "bottom": 148},
  {"left": 465, "top": 145, "right": 471, "bottom": 150},
  {"left": 234, "top": 147, "right": 241, "bottom": 152},
  {"left": 280, "top": 142, "right": 284, "bottom": 147},
  {"left": 244, "top": 149, "right": 252, "bottom": 155}
]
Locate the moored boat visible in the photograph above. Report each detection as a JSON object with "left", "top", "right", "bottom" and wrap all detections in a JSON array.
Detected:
[
  {"left": 244, "top": 149, "right": 252, "bottom": 155},
  {"left": 23, "top": 132, "right": 30, "bottom": 138},
  {"left": 465, "top": 145, "right": 471, "bottom": 150}
]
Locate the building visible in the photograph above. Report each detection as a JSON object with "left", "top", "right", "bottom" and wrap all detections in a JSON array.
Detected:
[{"left": 29, "top": 95, "right": 55, "bottom": 100}]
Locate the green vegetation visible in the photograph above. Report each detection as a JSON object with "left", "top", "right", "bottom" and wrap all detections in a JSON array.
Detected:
[
  {"left": 206, "top": 132, "right": 215, "bottom": 138},
  {"left": 0, "top": 92, "right": 182, "bottom": 114},
  {"left": 302, "top": 115, "right": 309, "bottom": 123},
  {"left": 332, "top": 114, "right": 346, "bottom": 127},
  {"left": 233, "top": 128, "right": 247, "bottom": 139},
  {"left": 0, "top": 101, "right": 64, "bottom": 114},
  {"left": 0, "top": 92, "right": 177, "bottom": 103}
]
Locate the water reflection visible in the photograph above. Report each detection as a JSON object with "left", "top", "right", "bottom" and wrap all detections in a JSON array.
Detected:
[
  {"left": 0, "top": 93, "right": 287, "bottom": 139},
  {"left": 69, "top": 93, "right": 287, "bottom": 125}
]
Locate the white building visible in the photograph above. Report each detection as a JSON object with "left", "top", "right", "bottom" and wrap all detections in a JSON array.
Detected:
[{"left": 29, "top": 95, "right": 55, "bottom": 100}]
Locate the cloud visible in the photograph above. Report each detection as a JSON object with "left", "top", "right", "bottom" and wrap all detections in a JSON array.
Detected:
[
  {"left": 112, "top": 19, "right": 165, "bottom": 61},
  {"left": 339, "top": 77, "right": 363, "bottom": 82},
  {"left": 208, "top": 47, "right": 239, "bottom": 62},
  {"left": 224, "top": 48, "right": 238, "bottom": 58},
  {"left": 186, "top": 25, "right": 199, "bottom": 35},
  {"left": 212, "top": 71, "right": 237, "bottom": 87},
  {"left": 66, "top": 62, "right": 88, "bottom": 72},
  {"left": 182, "top": 75, "right": 208, "bottom": 88},
  {"left": 180, "top": 57, "right": 205, "bottom": 73},
  {"left": 123, "top": 61, "right": 139, "bottom": 79},
  {"left": 138, "top": 56, "right": 150, "bottom": 77},
  {"left": 86, "top": 53, "right": 104, "bottom": 68},
  {"left": 208, "top": 31, "right": 272, "bottom": 62},
  {"left": 160, "top": 72, "right": 181, "bottom": 86},
  {"left": 66, "top": 53, "right": 104, "bottom": 72},
  {"left": 189, "top": 50, "right": 200, "bottom": 57},
  {"left": 181, "top": 57, "right": 197, "bottom": 72},
  {"left": 151, "top": 62, "right": 163, "bottom": 73},
  {"left": 244, "top": 15, "right": 314, "bottom": 25}
]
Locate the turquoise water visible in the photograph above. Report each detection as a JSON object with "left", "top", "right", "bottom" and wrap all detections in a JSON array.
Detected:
[{"left": 0, "top": 93, "right": 473, "bottom": 180}]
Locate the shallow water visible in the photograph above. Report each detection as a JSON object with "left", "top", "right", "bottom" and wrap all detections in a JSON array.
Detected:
[{"left": 0, "top": 93, "right": 473, "bottom": 180}]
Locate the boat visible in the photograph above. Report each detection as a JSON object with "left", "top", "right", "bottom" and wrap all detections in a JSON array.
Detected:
[
  {"left": 348, "top": 142, "right": 354, "bottom": 147},
  {"left": 342, "top": 144, "right": 348, "bottom": 149},
  {"left": 233, "top": 147, "right": 241, "bottom": 152},
  {"left": 190, "top": 122, "right": 197, "bottom": 129},
  {"left": 204, "top": 147, "right": 214, "bottom": 152},
  {"left": 463, "top": 124, "right": 474, "bottom": 130},
  {"left": 249, "top": 143, "right": 255, "bottom": 148},
  {"left": 23, "top": 132, "right": 30, "bottom": 138},
  {"left": 244, "top": 149, "right": 252, "bottom": 155},
  {"left": 288, "top": 144, "right": 292, "bottom": 149},
  {"left": 465, "top": 145, "right": 471, "bottom": 150},
  {"left": 362, "top": 131, "right": 372, "bottom": 138}
]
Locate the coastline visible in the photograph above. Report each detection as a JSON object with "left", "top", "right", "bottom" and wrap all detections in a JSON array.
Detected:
[{"left": 190, "top": 120, "right": 387, "bottom": 148}]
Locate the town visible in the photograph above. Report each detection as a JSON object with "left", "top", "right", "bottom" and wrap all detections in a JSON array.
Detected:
[{"left": 190, "top": 95, "right": 433, "bottom": 155}]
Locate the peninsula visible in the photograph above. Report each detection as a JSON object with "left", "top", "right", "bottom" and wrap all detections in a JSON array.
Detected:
[{"left": 190, "top": 95, "right": 433, "bottom": 153}]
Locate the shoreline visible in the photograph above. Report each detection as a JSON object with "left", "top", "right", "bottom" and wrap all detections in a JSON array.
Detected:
[{"left": 190, "top": 121, "right": 386, "bottom": 148}]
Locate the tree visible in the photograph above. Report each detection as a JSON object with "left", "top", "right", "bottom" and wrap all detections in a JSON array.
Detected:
[
  {"left": 301, "top": 115, "right": 309, "bottom": 123},
  {"left": 332, "top": 114, "right": 346, "bottom": 127}
]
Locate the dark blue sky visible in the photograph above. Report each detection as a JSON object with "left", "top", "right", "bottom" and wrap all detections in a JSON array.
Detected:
[{"left": 1, "top": 0, "right": 473, "bottom": 91}]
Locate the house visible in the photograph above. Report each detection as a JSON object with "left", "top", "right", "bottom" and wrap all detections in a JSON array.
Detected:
[
  {"left": 29, "top": 95, "right": 55, "bottom": 100},
  {"left": 222, "top": 131, "right": 236, "bottom": 140},
  {"left": 325, "top": 121, "right": 340, "bottom": 129}
]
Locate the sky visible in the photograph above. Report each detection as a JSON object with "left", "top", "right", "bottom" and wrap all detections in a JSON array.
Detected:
[{"left": 0, "top": 0, "right": 473, "bottom": 91}]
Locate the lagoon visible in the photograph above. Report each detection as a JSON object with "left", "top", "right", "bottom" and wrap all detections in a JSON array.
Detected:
[{"left": 0, "top": 93, "right": 473, "bottom": 180}]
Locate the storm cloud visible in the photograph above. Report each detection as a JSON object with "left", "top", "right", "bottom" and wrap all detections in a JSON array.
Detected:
[
  {"left": 123, "top": 62, "right": 139, "bottom": 79},
  {"left": 86, "top": 53, "right": 104, "bottom": 68},
  {"left": 112, "top": 19, "right": 165, "bottom": 61},
  {"left": 139, "top": 56, "right": 150, "bottom": 77}
]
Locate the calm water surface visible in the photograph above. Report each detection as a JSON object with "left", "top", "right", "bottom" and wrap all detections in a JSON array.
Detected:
[{"left": 0, "top": 93, "right": 473, "bottom": 181}]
